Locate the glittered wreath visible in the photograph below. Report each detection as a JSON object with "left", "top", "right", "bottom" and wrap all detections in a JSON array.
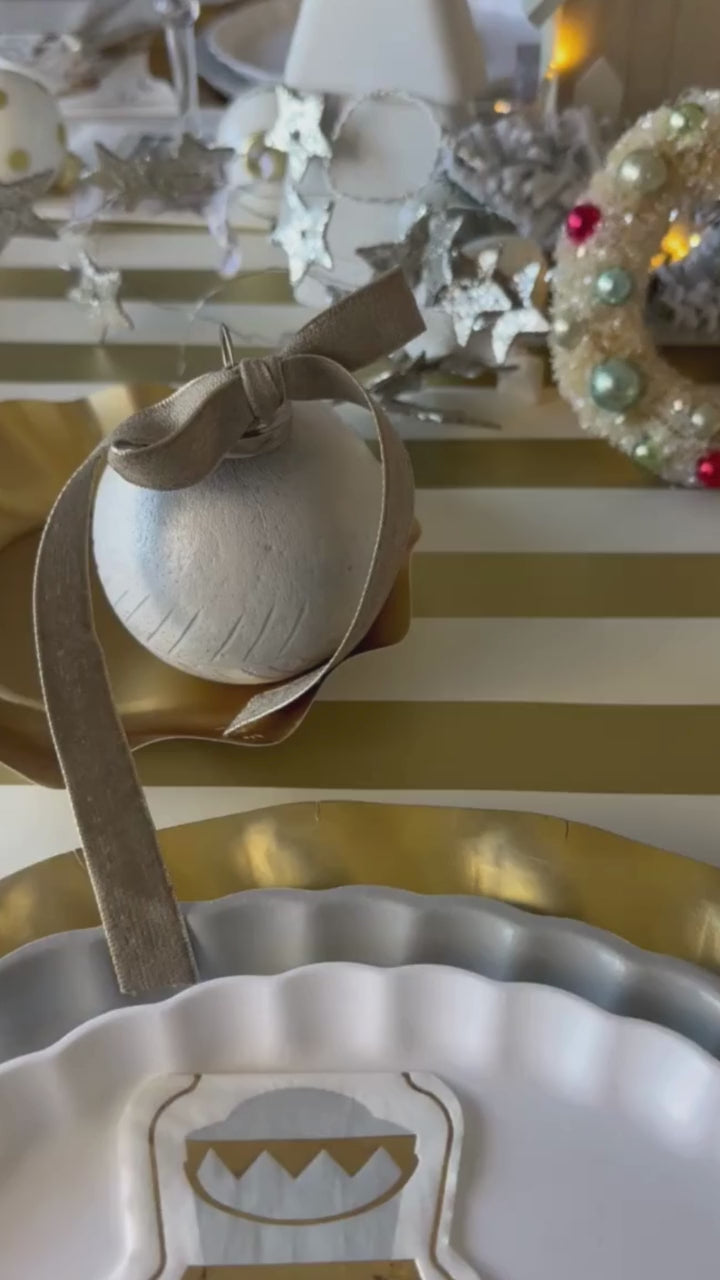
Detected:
[{"left": 551, "top": 90, "right": 720, "bottom": 488}]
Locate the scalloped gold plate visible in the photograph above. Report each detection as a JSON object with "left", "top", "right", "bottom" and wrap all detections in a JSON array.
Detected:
[
  {"left": 1, "top": 800, "right": 719, "bottom": 969},
  {"left": 0, "top": 387, "right": 413, "bottom": 786}
]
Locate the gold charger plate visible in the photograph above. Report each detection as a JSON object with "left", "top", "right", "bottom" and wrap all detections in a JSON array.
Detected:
[
  {"left": 1, "top": 800, "right": 720, "bottom": 969},
  {"left": 0, "top": 387, "right": 413, "bottom": 786}
]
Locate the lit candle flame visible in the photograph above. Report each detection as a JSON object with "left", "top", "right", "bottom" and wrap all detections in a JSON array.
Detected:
[{"left": 547, "top": 16, "right": 588, "bottom": 77}]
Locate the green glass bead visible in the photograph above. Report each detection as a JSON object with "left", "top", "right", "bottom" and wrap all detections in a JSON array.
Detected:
[
  {"left": 668, "top": 102, "right": 706, "bottom": 137},
  {"left": 617, "top": 148, "right": 668, "bottom": 194},
  {"left": 590, "top": 358, "right": 645, "bottom": 412},
  {"left": 551, "top": 313, "right": 584, "bottom": 349},
  {"left": 632, "top": 439, "right": 659, "bottom": 469},
  {"left": 593, "top": 267, "right": 634, "bottom": 306}
]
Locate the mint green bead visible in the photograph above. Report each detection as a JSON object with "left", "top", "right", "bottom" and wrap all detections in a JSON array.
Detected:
[
  {"left": 590, "top": 359, "right": 645, "bottom": 412},
  {"left": 594, "top": 267, "right": 634, "bottom": 306},
  {"left": 617, "top": 148, "right": 668, "bottom": 194},
  {"left": 668, "top": 102, "right": 706, "bottom": 137},
  {"left": 632, "top": 439, "right": 660, "bottom": 469}
]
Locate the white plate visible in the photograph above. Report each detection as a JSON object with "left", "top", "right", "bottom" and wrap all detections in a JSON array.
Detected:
[
  {"left": 208, "top": 0, "right": 300, "bottom": 86},
  {"left": 3, "top": 964, "right": 720, "bottom": 1279}
]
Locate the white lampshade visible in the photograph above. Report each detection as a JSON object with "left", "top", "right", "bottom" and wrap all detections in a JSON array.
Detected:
[{"left": 284, "top": 0, "right": 486, "bottom": 105}]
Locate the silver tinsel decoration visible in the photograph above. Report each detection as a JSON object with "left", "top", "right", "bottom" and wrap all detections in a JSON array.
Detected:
[
  {"left": 367, "top": 353, "right": 501, "bottom": 427},
  {"left": 445, "top": 107, "right": 602, "bottom": 252}
]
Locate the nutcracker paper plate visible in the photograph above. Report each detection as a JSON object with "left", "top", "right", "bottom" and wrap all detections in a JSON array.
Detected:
[{"left": 3, "top": 964, "right": 720, "bottom": 1279}]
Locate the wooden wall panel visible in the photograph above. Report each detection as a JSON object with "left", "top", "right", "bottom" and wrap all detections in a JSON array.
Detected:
[
  {"left": 559, "top": 0, "right": 720, "bottom": 122},
  {"left": 668, "top": 0, "right": 720, "bottom": 101}
]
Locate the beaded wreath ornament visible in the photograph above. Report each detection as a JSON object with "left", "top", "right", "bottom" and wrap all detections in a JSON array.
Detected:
[{"left": 551, "top": 91, "right": 720, "bottom": 488}]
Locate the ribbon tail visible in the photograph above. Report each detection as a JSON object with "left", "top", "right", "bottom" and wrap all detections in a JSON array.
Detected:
[
  {"left": 33, "top": 445, "right": 197, "bottom": 994},
  {"left": 281, "top": 268, "right": 425, "bottom": 372},
  {"left": 226, "top": 352, "right": 414, "bottom": 738}
]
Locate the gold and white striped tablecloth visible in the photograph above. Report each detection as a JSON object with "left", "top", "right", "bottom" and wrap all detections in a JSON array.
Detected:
[{"left": 2, "top": 221, "right": 720, "bottom": 872}]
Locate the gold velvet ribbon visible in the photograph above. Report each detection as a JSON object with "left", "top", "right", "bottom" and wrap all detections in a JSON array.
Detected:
[{"left": 32, "top": 270, "right": 424, "bottom": 995}]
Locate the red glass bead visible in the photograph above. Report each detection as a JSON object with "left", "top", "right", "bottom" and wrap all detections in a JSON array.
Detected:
[
  {"left": 565, "top": 203, "right": 602, "bottom": 245},
  {"left": 696, "top": 451, "right": 720, "bottom": 488}
]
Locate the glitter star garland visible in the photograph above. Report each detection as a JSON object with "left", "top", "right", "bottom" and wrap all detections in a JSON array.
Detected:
[
  {"left": 85, "top": 134, "right": 235, "bottom": 214},
  {"left": 271, "top": 187, "right": 333, "bottom": 285},
  {"left": 551, "top": 89, "right": 720, "bottom": 487},
  {"left": 67, "top": 251, "right": 132, "bottom": 340},
  {"left": 0, "top": 171, "right": 57, "bottom": 254},
  {"left": 265, "top": 86, "right": 332, "bottom": 183}
]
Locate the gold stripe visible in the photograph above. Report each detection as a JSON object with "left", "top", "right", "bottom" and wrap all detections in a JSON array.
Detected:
[
  {"left": 120, "top": 702, "right": 720, "bottom": 793},
  {"left": 413, "top": 553, "right": 720, "bottom": 617},
  {"left": 181, "top": 1267, "right": 421, "bottom": 1279},
  {"left": 45, "top": 220, "right": 268, "bottom": 237},
  {"left": 402, "top": 439, "right": 662, "bottom": 488},
  {"left": 1, "top": 800, "right": 719, "bottom": 968},
  {"left": 0, "top": 268, "right": 294, "bottom": 304},
  {"left": 0, "top": 344, "right": 268, "bottom": 382}
]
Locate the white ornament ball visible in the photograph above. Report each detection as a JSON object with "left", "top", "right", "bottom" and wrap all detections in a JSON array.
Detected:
[
  {"left": 93, "top": 401, "right": 399, "bottom": 685},
  {"left": 0, "top": 70, "right": 66, "bottom": 187}
]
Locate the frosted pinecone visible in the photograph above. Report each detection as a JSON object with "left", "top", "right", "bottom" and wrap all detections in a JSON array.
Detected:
[{"left": 444, "top": 107, "right": 602, "bottom": 252}]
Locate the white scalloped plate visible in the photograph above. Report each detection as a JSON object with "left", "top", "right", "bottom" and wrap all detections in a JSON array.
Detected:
[{"left": 3, "top": 965, "right": 720, "bottom": 1279}]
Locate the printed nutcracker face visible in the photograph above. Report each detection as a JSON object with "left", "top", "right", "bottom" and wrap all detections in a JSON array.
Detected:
[{"left": 119, "top": 1072, "right": 481, "bottom": 1280}]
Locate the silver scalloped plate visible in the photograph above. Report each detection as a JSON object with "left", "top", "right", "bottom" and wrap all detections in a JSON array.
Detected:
[{"left": 1, "top": 887, "right": 720, "bottom": 1066}]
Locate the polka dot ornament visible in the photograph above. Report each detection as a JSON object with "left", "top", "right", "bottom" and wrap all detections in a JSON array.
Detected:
[
  {"left": 0, "top": 70, "right": 66, "bottom": 189},
  {"left": 550, "top": 90, "right": 720, "bottom": 487}
]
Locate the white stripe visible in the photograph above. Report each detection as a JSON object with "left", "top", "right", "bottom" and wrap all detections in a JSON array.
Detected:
[
  {"left": 416, "top": 488, "right": 720, "bottom": 552},
  {"left": 317, "top": 618, "right": 720, "bottom": 705},
  {"left": 2, "top": 786, "right": 720, "bottom": 874},
  {"left": 0, "top": 383, "right": 114, "bottom": 402},
  {"left": 0, "top": 234, "right": 285, "bottom": 272},
  {"left": 0, "top": 300, "right": 310, "bottom": 345}
]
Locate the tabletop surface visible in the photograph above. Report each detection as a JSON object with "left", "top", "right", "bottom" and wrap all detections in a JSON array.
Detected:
[{"left": 2, "top": 206, "right": 720, "bottom": 876}]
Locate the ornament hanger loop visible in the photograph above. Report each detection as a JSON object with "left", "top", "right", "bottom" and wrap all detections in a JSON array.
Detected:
[{"left": 219, "top": 323, "right": 236, "bottom": 369}]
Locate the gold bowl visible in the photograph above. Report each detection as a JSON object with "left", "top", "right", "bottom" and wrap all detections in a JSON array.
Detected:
[{"left": 0, "top": 387, "right": 414, "bottom": 786}]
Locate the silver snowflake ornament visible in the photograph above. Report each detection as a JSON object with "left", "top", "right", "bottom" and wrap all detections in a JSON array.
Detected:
[
  {"left": 358, "top": 207, "right": 465, "bottom": 306},
  {"left": 490, "top": 260, "right": 549, "bottom": 363},
  {"left": 0, "top": 171, "right": 57, "bottom": 255},
  {"left": 272, "top": 187, "right": 333, "bottom": 286},
  {"left": 357, "top": 213, "right": 430, "bottom": 287},
  {"left": 67, "top": 252, "right": 133, "bottom": 339},
  {"left": 440, "top": 247, "right": 512, "bottom": 347},
  {"left": 422, "top": 211, "right": 466, "bottom": 304},
  {"left": 265, "top": 86, "right": 332, "bottom": 184}
]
